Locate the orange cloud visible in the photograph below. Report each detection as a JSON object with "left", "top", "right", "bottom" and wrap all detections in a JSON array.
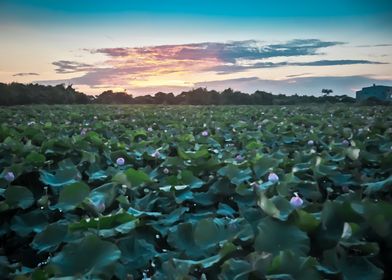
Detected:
[{"left": 41, "top": 39, "right": 388, "bottom": 95}]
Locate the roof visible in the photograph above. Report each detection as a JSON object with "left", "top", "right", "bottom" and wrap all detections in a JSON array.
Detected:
[
  {"left": 362, "top": 85, "right": 392, "bottom": 90},
  {"left": 356, "top": 85, "right": 392, "bottom": 93}
]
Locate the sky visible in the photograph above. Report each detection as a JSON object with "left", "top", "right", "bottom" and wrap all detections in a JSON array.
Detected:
[{"left": 0, "top": 0, "right": 391, "bottom": 96}]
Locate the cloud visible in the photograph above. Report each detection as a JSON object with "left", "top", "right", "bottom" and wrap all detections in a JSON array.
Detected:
[
  {"left": 91, "top": 39, "right": 343, "bottom": 63},
  {"left": 194, "top": 75, "right": 392, "bottom": 96},
  {"left": 286, "top": 73, "right": 312, "bottom": 78},
  {"left": 46, "top": 39, "right": 349, "bottom": 86},
  {"left": 13, "top": 72, "right": 39, "bottom": 77},
  {"left": 293, "top": 59, "right": 385, "bottom": 66},
  {"left": 213, "top": 59, "right": 386, "bottom": 74},
  {"left": 195, "top": 77, "right": 260, "bottom": 87},
  {"left": 38, "top": 39, "right": 390, "bottom": 95},
  {"left": 356, "top": 43, "right": 392, "bottom": 47},
  {"left": 52, "top": 60, "right": 93, "bottom": 73},
  {"left": 38, "top": 74, "right": 392, "bottom": 97}
]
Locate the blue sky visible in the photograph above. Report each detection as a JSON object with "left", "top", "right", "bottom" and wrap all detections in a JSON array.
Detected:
[
  {"left": 3, "top": 0, "right": 392, "bottom": 18},
  {"left": 0, "top": 0, "right": 391, "bottom": 96}
]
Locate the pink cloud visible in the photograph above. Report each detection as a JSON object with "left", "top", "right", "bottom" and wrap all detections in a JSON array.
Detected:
[{"left": 39, "top": 39, "right": 386, "bottom": 95}]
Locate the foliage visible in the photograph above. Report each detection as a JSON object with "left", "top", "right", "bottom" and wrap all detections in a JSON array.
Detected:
[
  {"left": 0, "top": 82, "right": 357, "bottom": 105},
  {"left": 322, "top": 89, "right": 333, "bottom": 95},
  {"left": 0, "top": 83, "right": 91, "bottom": 105},
  {"left": 0, "top": 104, "right": 391, "bottom": 279}
]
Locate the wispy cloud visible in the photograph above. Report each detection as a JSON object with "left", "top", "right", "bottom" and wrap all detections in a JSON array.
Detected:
[
  {"left": 286, "top": 73, "right": 312, "bottom": 78},
  {"left": 13, "top": 72, "right": 39, "bottom": 77},
  {"left": 48, "top": 39, "right": 351, "bottom": 85},
  {"left": 356, "top": 43, "right": 392, "bottom": 48},
  {"left": 213, "top": 59, "right": 386, "bottom": 74},
  {"left": 90, "top": 39, "right": 343, "bottom": 63},
  {"left": 52, "top": 60, "right": 93, "bottom": 73},
  {"left": 38, "top": 38, "right": 390, "bottom": 95},
  {"left": 194, "top": 75, "right": 392, "bottom": 96}
]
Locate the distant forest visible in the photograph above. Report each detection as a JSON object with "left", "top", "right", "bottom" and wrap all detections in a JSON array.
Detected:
[{"left": 0, "top": 82, "right": 356, "bottom": 106}]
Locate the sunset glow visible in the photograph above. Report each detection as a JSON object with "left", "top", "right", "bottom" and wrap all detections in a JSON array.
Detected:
[{"left": 1, "top": 0, "right": 391, "bottom": 95}]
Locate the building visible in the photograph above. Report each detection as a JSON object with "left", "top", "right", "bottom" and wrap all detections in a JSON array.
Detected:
[{"left": 356, "top": 84, "right": 392, "bottom": 101}]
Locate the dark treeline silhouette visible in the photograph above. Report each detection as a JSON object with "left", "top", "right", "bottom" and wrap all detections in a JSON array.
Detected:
[
  {"left": 0, "top": 82, "right": 356, "bottom": 106},
  {"left": 0, "top": 83, "right": 91, "bottom": 105}
]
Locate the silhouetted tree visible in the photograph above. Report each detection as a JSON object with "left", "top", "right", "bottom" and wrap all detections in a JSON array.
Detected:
[
  {"left": 0, "top": 83, "right": 357, "bottom": 106},
  {"left": 94, "top": 90, "right": 133, "bottom": 104},
  {"left": 322, "top": 89, "right": 333, "bottom": 96},
  {"left": 0, "top": 83, "right": 90, "bottom": 105}
]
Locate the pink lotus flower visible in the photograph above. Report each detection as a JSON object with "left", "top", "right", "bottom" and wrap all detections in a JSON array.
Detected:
[
  {"left": 342, "top": 139, "right": 350, "bottom": 146},
  {"left": 80, "top": 128, "right": 87, "bottom": 136},
  {"left": 307, "top": 140, "right": 314, "bottom": 146},
  {"left": 290, "top": 192, "right": 303, "bottom": 208},
  {"left": 91, "top": 197, "right": 105, "bottom": 213},
  {"left": 235, "top": 154, "right": 244, "bottom": 162},
  {"left": 116, "top": 157, "right": 125, "bottom": 166},
  {"left": 268, "top": 172, "right": 279, "bottom": 183},
  {"left": 342, "top": 186, "right": 350, "bottom": 192},
  {"left": 151, "top": 150, "right": 160, "bottom": 158},
  {"left": 250, "top": 182, "right": 260, "bottom": 190},
  {"left": 4, "top": 171, "right": 15, "bottom": 182},
  {"left": 201, "top": 130, "right": 209, "bottom": 137}
]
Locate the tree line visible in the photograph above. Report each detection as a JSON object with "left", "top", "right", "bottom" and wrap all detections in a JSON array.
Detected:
[{"left": 0, "top": 82, "right": 356, "bottom": 106}]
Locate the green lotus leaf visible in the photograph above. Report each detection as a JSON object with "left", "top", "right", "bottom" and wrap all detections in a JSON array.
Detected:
[
  {"left": 218, "top": 164, "right": 252, "bottom": 186},
  {"left": 255, "top": 217, "right": 310, "bottom": 256},
  {"left": 25, "top": 151, "right": 46, "bottom": 167},
  {"left": 4, "top": 185, "right": 34, "bottom": 209},
  {"left": 32, "top": 222, "right": 68, "bottom": 253},
  {"left": 49, "top": 235, "right": 121, "bottom": 277},
  {"left": 10, "top": 209, "right": 48, "bottom": 236},
  {"left": 253, "top": 156, "right": 280, "bottom": 178},
  {"left": 55, "top": 181, "right": 90, "bottom": 211},
  {"left": 69, "top": 212, "right": 138, "bottom": 237},
  {"left": 113, "top": 167, "right": 152, "bottom": 188},
  {"left": 219, "top": 258, "right": 252, "bottom": 280},
  {"left": 257, "top": 194, "right": 294, "bottom": 221},
  {"left": 117, "top": 234, "right": 157, "bottom": 271},
  {"left": 40, "top": 161, "right": 81, "bottom": 188},
  {"left": 363, "top": 175, "right": 392, "bottom": 195},
  {"left": 267, "top": 250, "right": 321, "bottom": 280}
]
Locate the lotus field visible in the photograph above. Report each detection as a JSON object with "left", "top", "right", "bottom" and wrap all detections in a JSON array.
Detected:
[{"left": 1, "top": 105, "right": 392, "bottom": 279}]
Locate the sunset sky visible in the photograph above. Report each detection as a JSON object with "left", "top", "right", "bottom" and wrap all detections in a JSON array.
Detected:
[{"left": 1, "top": 0, "right": 391, "bottom": 96}]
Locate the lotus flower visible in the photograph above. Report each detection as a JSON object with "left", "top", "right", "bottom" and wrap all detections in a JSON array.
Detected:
[
  {"left": 163, "top": 168, "right": 169, "bottom": 174},
  {"left": 250, "top": 181, "right": 260, "bottom": 190},
  {"left": 151, "top": 150, "right": 160, "bottom": 158},
  {"left": 290, "top": 192, "right": 303, "bottom": 208},
  {"left": 235, "top": 154, "right": 244, "bottom": 162},
  {"left": 147, "top": 127, "right": 153, "bottom": 132},
  {"left": 307, "top": 140, "right": 314, "bottom": 146},
  {"left": 201, "top": 130, "right": 209, "bottom": 137},
  {"left": 342, "top": 139, "right": 350, "bottom": 146},
  {"left": 80, "top": 128, "right": 87, "bottom": 136},
  {"left": 91, "top": 197, "right": 105, "bottom": 213},
  {"left": 342, "top": 186, "right": 350, "bottom": 192},
  {"left": 116, "top": 157, "right": 125, "bottom": 166},
  {"left": 268, "top": 172, "right": 279, "bottom": 183},
  {"left": 4, "top": 171, "right": 15, "bottom": 182}
]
